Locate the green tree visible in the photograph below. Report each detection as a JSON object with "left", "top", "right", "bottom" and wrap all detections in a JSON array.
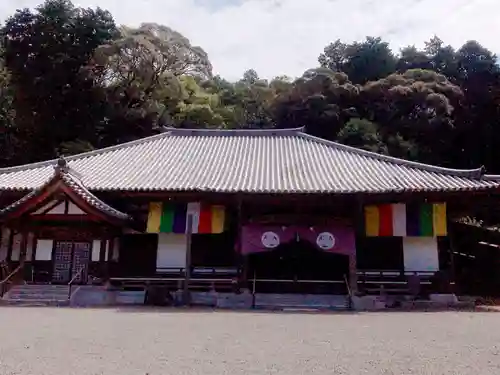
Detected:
[
  {"left": 1, "top": 0, "right": 118, "bottom": 161},
  {"left": 397, "top": 46, "right": 432, "bottom": 72},
  {"left": 0, "top": 64, "right": 19, "bottom": 166},
  {"left": 319, "top": 37, "right": 397, "bottom": 84},
  {"left": 337, "top": 118, "right": 388, "bottom": 154},
  {"left": 94, "top": 22, "right": 213, "bottom": 145},
  {"left": 450, "top": 41, "right": 500, "bottom": 172},
  {"left": 358, "top": 69, "right": 464, "bottom": 164},
  {"left": 273, "top": 68, "right": 358, "bottom": 139}
]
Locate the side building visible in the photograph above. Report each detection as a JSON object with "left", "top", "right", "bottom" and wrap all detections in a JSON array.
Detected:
[{"left": 0, "top": 128, "right": 498, "bottom": 306}]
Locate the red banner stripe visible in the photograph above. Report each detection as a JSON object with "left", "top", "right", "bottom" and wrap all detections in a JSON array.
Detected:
[
  {"left": 378, "top": 204, "right": 393, "bottom": 236},
  {"left": 198, "top": 204, "right": 212, "bottom": 234}
]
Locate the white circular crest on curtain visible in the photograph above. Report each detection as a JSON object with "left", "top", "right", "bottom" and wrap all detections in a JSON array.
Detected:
[
  {"left": 261, "top": 231, "right": 280, "bottom": 248},
  {"left": 316, "top": 232, "right": 335, "bottom": 250}
]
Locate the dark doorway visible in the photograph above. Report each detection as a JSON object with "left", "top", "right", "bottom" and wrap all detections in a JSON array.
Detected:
[
  {"left": 118, "top": 234, "right": 158, "bottom": 277},
  {"left": 191, "top": 232, "right": 236, "bottom": 267},
  {"left": 52, "top": 241, "right": 91, "bottom": 284},
  {"left": 248, "top": 240, "right": 349, "bottom": 294},
  {"left": 450, "top": 224, "right": 500, "bottom": 297}
]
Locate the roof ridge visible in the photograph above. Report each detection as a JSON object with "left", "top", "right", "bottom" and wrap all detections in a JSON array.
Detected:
[
  {"left": 298, "top": 133, "right": 485, "bottom": 179},
  {"left": 0, "top": 127, "right": 305, "bottom": 174},
  {"left": 164, "top": 127, "right": 304, "bottom": 136}
]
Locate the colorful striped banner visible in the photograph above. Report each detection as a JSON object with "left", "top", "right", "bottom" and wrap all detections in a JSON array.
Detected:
[
  {"left": 146, "top": 202, "right": 225, "bottom": 234},
  {"left": 365, "top": 202, "right": 446, "bottom": 237},
  {"left": 432, "top": 203, "right": 447, "bottom": 236}
]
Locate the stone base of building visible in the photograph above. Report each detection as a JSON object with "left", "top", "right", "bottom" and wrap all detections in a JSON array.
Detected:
[
  {"left": 351, "top": 293, "right": 473, "bottom": 311},
  {"left": 69, "top": 286, "right": 351, "bottom": 310}
]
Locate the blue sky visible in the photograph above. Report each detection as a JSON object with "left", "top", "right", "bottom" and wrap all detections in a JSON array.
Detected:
[{"left": 1, "top": 0, "right": 498, "bottom": 80}]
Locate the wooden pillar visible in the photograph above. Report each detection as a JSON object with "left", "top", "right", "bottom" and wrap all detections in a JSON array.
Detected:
[
  {"left": 448, "top": 224, "right": 458, "bottom": 295},
  {"left": 99, "top": 239, "right": 107, "bottom": 279},
  {"left": 27, "top": 233, "right": 37, "bottom": 283},
  {"left": 19, "top": 229, "right": 29, "bottom": 282},
  {"left": 236, "top": 197, "right": 247, "bottom": 288},
  {"left": 348, "top": 252, "right": 357, "bottom": 293},
  {"left": 6, "top": 229, "right": 14, "bottom": 263},
  {"left": 183, "top": 214, "right": 193, "bottom": 305},
  {"left": 350, "top": 197, "right": 365, "bottom": 293}
]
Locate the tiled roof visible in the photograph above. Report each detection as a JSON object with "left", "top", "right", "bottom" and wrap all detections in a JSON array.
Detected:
[
  {"left": 0, "top": 162, "right": 130, "bottom": 221},
  {"left": 59, "top": 169, "right": 131, "bottom": 221},
  {"left": 0, "top": 128, "right": 498, "bottom": 194}
]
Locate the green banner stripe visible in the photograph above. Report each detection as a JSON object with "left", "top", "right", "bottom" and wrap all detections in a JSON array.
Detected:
[
  {"left": 159, "top": 204, "right": 174, "bottom": 233},
  {"left": 419, "top": 203, "right": 434, "bottom": 236}
]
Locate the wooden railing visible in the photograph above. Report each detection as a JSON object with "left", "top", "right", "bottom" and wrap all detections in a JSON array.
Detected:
[
  {"left": 109, "top": 266, "right": 240, "bottom": 298},
  {"left": 67, "top": 267, "right": 85, "bottom": 300},
  {"left": 356, "top": 270, "right": 441, "bottom": 296},
  {"left": 343, "top": 274, "right": 353, "bottom": 309},
  {"left": 0, "top": 263, "right": 24, "bottom": 297}
]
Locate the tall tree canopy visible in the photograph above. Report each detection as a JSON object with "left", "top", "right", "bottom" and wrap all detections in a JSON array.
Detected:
[{"left": 1, "top": 0, "right": 118, "bottom": 162}]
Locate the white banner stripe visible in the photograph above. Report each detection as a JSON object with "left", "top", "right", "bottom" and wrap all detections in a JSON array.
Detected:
[{"left": 392, "top": 203, "right": 407, "bottom": 236}]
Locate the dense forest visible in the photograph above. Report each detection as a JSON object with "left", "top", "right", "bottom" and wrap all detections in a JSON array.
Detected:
[{"left": 0, "top": 0, "right": 499, "bottom": 173}]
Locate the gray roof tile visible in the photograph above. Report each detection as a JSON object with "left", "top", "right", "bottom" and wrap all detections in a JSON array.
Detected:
[
  {"left": 0, "top": 164, "right": 130, "bottom": 221},
  {"left": 0, "top": 128, "right": 498, "bottom": 194}
]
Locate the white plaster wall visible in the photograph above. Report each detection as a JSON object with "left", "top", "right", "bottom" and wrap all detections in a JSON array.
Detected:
[
  {"left": 92, "top": 240, "right": 101, "bottom": 261},
  {"left": 156, "top": 233, "right": 187, "bottom": 270},
  {"left": 403, "top": 237, "right": 439, "bottom": 272},
  {"left": 68, "top": 202, "right": 85, "bottom": 215},
  {"left": 106, "top": 240, "right": 120, "bottom": 262},
  {"left": 47, "top": 202, "right": 65, "bottom": 214},
  {"left": 35, "top": 239, "right": 53, "bottom": 261}
]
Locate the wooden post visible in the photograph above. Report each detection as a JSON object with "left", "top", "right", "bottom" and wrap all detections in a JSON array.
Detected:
[
  {"left": 448, "top": 223, "right": 458, "bottom": 295},
  {"left": 349, "top": 197, "right": 365, "bottom": 294},
  {"left": 236, "top": 197, "right": 246, "bottom": 290},
  {"left": 348, "top": 253, "right": 357, "bottom": 294},
  {"left": 183, "top": 214, "right": 193, "bottom": 305},
  {"left": 19, "top": 229, "right": 29, "bottom": 282},
  {"left": 6, "top": 229, "right": 14, "bottom": 264},
  {"left": 99, "top": 239, "right": 107, "bottom": 279}
]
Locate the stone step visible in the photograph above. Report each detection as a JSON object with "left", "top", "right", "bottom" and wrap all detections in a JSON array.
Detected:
[
  {"left": 8, "top": 291, "right": 69, "bottom": 296},
  {"left": 4, "top": 299, "right": 70, "bottom": 307},
  {"left": 10, "top": 288, "right": 69, "bottom": 292},
  {"left": 10, "top": 288, "right": 69, "bottom": 293},
  {"left": 4, "top": 285, "right": 71, "bottom": 306},
  {"left": 254, "top": 294, "right": 349, "bottom": 310},
  {"left": 7, "top": 293, "right": 68, "bottom": 300},
  {"left": 12, "top": 284, "right": 69, "bottom": 290}
]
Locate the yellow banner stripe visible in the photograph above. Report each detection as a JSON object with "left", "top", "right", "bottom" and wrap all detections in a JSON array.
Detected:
[
  {"left": 146, "top": 202, "right": 162, "bottom": 233},
  {"left": 365, "top": 205, "right": 380, "bottom": 237}
]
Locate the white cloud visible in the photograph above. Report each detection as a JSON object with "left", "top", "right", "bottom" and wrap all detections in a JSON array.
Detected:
[{"left": 0, "top": 0, "right": 499, "bottom": 80}]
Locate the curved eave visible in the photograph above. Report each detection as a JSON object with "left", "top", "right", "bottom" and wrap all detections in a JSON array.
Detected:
[
  {"left": 0, "top": 128, "right": 497, "bottom": 194},
  {"left": 1, "top": 182, "right": 499, "bottom": 195},
  {"left": 0, "top": 167, "right": 131, "bottom": 224}
]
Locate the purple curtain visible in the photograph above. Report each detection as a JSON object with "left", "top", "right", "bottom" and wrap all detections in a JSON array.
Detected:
[
  {"left": 241, "top": 225, "right": 295, "bottom": 255},
  {"left": 241, "top": 223, "right": 355, "bottom": 256}
]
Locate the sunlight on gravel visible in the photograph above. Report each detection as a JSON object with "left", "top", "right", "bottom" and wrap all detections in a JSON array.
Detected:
[{"left": 0, "top": 308, "right": 499, "bottom": 375}]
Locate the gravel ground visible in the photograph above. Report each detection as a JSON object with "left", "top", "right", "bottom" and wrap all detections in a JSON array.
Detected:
[{"left": 0, "top": 308, "right": 499, "bottom": 375}]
